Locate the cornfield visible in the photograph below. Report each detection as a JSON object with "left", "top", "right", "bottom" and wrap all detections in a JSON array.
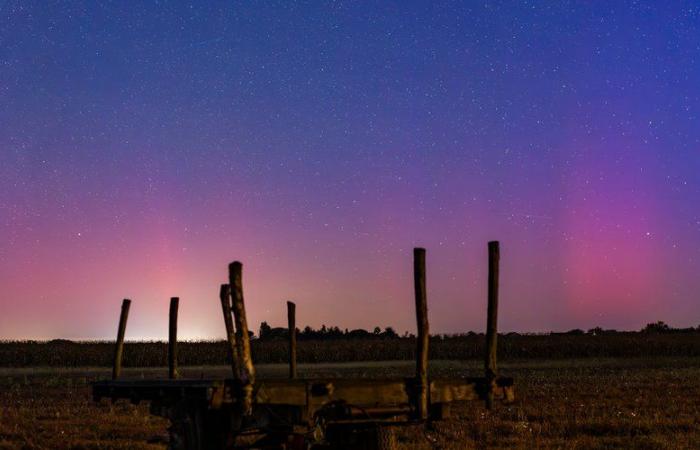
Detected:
[{"left": 2, "top": 332, "right": 699, "bottom": 367}]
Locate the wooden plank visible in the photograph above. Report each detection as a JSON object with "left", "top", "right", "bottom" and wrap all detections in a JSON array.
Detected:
[
  {"left": 112, "top": 299, "right": 131, "bottom": 380},
  {"left": 93, "top": 376, "right": 514, "bottom": 409},
  {"left": 168, "top": 297, "right": 179, "bottom": 379},
  {"left": 92, "top": 379, "right": 226, "bottom": 404},
  {"left": 219, "top": 284, "right": 240, "bottom": 379},
  {"left": 430, "top": 379, "right": 479, "bottom": 402},
  {"left": 413, "top": 248, "right": 429, "bottom": 420},
  {"left": 255, "top": 379, "right": 410, "bottom": 407},
  {"left": 485, "top": 241, "right": 500, "bottom": 409},
  {"left": 229, "top": 261, "right": 256, "bottom": 415},
  {"left": 287, "top": 301, "right": 297, "bottom": 379},
  {"left": 326, "top": 379, "right": 410, "bottom": 407},
  {"left": 255, "top": 379, "right": 307, "bottom": 405}
]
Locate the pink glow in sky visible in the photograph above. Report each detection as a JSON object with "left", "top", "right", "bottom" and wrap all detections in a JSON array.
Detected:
[{"left": 1, "top": 2, "right": 699, "bottom": 339}]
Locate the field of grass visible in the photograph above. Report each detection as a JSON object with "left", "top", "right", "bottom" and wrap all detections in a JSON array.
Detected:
[
  {"left": 1, "top": 357, "right": 699, "bottom": 449},
  {"left": 2, "top": 332, "right": 700, "bottom": 367}
]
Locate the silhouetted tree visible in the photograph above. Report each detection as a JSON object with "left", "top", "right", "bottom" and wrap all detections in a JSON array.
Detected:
[
  {"left": 643, "top": 321, "right": 671, "bottom": 333},
  {"left": 347, "top": 329, "right": 371, "bottom": 339},
  {"left": 382, "top": 327, "right": 398, "bottom": 338},
  {"left": 259, "top": 322, "right": 272, "bottom": 339},
  {"left": 564, "top": 329, "right": 584, "bottom": 335}
]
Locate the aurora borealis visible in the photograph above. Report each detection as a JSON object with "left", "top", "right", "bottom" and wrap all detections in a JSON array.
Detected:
[{"left": 1, "top": 2, "right": 699, "bottom": 339}]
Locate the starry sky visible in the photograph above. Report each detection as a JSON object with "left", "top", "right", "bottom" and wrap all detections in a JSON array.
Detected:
[{"left": 1, "top": 1, "right": 699, "bottom": 340}]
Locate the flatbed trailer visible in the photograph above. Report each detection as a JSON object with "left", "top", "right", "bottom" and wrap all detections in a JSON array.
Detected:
[
  {"left": 92, "top": 243, "right": 514, "bottom": 449},
  {"left": 93, "top": 376, "right": 514, "bottom": 448}
]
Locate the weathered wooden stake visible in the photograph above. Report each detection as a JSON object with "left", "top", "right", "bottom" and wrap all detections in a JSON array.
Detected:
[
  {"left": 112, "top": 299, "right": 131, "bottom": 380},
  {"left": 287, "top": 301, "right": 297, "bottom": 379},
  {"left": 414, "top": 247, "right": 429, "bottom": 420},
  {"left": 229, "top": 261, "right": 256, "bottom": 415},
  {"left": 485, "top": 241, "right": 500, "bottom": 409},
  {"left": 219, "top": 284, "right": 240, "bottom": 379},
  {"left": 168, "top": 297, "right": 179, "bottom": 379}
]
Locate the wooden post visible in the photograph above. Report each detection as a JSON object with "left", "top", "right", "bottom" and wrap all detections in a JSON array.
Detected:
[
  {"left": 485, "top": 241, "right": 500, "bottom": 409},
  {"left": 229, "top": 261, "right": 256, "bottom": 415},
  {"left": 219, "top": 284, "right": 240, "bottom": 379},
  {"left": 287, "top": 301, "right": 297, "bottom": 379},
  {"left": 112, "top": 299, "right": 131, "bottom": 380},
  {"left": 414, "top": 248, "right": 429, "bottom": 420},
  {"left": 168, "top": 297, "right": 179, "bottom": 379}
]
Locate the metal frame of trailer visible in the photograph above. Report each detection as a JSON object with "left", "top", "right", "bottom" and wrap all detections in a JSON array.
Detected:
[{"left": 92, "top": 242, "right": 515, "bottom": 450}]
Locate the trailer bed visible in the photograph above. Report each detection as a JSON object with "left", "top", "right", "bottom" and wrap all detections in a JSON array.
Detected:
[{"left": 93, "top": 375, "right": 515, "bottom": 414}]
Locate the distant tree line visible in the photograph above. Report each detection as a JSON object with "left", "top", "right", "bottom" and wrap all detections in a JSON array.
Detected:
[
  {"left": 2, "top": 320, "right": 700, "bottom": 367},
  {"left": 549, "top": 321, "right": 700, "bottom": 336},
  {"left": 259, "top": 322, "right": 400, "bottom": 341},
  {"left": 256, "top": 320, "right": 700, "bottom": 341}
]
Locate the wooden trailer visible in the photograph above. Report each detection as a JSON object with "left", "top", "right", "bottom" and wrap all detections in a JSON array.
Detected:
[{"left": 92, "top": 243, "right": 515, "bottom": 449}]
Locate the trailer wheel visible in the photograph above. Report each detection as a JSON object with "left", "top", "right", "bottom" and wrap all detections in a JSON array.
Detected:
[
  {"left": 353, "top": 425, "right": 397, "bottom": 450},
  {"left": 322, "top": 424, "right": 396, "bottom": 450},
  {"left": 168, "top": 404, "right": 202, "bottom": 450},
  {"left": 373, "top": 426, "right": 397, "bottom": 450},
  {"left": 167, "top": 402, "right": 232, "bottom": 450}
]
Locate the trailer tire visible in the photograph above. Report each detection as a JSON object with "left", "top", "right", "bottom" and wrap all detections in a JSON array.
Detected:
[
  {"left": 375, "top": 426, "right": 397, "bottom": 450},
  {"left": 168, "top": 405, "right": 202, "bottom": 450}
]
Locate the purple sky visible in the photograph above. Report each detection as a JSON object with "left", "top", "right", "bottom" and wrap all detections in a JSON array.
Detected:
[{"left": 1, "top": 2, "right": 699, "bottom": 339}]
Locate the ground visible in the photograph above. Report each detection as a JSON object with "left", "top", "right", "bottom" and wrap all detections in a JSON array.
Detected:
[{"left": 1, "top": 357, "right": 699, "bottom": 449}]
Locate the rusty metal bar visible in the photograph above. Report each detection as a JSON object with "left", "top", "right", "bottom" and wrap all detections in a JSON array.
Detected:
[
  {"left": 414, "top": 247, "right": 429, "bottom": 420},
  {"left": 287, "top": 301, "right": 297, "bottom": 379},
  {"left": 168, "top": 297, "right": 179, "bottom": 379},
  {"left": 112, "top": 299, "right": 131, "bottom": 380},
  {"left": 485, "top": 241, "right": 500, "bottom": 409}
]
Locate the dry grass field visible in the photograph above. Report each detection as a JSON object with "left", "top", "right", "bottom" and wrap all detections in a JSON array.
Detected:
[{"left": 1, "top": 357, "right": 699, "bottom": 449}]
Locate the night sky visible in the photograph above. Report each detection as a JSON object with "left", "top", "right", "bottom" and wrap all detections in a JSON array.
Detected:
[{"left": 1, "top": 2, "right": 699, "bottom": 340}]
